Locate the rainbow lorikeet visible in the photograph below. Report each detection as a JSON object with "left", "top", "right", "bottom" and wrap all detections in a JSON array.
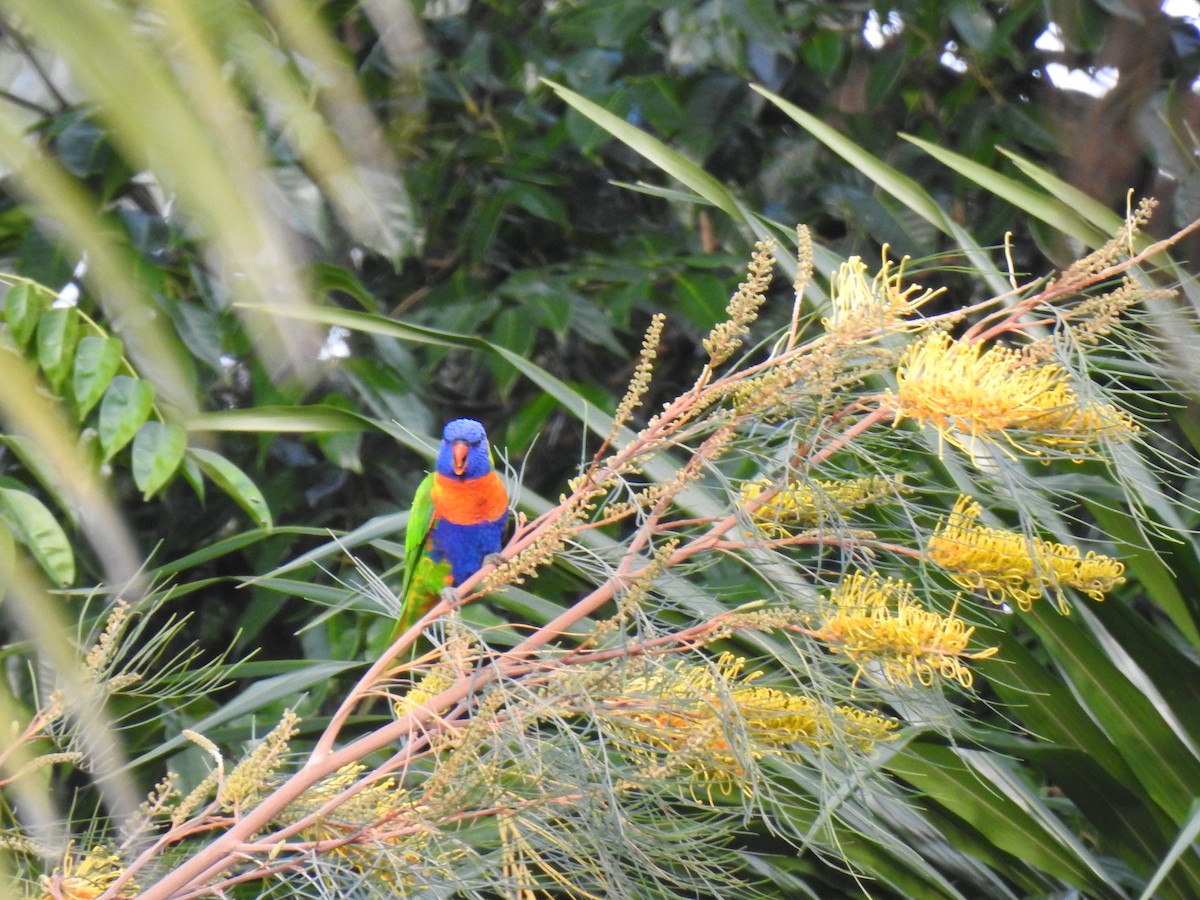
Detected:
[{"left": 394, "top": 418, "right": 509, "bottom": 644}]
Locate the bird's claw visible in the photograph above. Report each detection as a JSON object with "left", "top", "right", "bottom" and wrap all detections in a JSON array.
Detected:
[
  {"left": 440, "top": 586, "right": 461, "bottom": 608},
  {"left": 483, "top": 552, "right": 506, "bottom": 569}
]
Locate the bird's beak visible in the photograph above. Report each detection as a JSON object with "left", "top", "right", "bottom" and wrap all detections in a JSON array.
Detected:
[{"left": 452, "top": 441, "right": 469, "bottom": 476}]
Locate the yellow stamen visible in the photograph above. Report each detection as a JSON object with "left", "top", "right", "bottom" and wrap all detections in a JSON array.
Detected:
[
  {"left": 928, "top": 495, "right": 1125, "bottom": 613},
  {"left": 813, "top": 571, "right": 997, "bottom": 689},
  {"left": 893, "top": 332, "right": 1137, "bottom": 458}
]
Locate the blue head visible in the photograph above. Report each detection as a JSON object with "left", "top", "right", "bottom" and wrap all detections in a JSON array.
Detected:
[{"left": 436, "top": 418, "right": 493, "bottom": 480}]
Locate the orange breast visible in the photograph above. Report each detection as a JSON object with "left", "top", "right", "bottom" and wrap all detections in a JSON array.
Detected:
[{"left": 431, "top": 471, "right": 508, "bottom": 525}]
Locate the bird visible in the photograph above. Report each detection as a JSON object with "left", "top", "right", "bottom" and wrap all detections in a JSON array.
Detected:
[{"left": 393, "top": 418, "right": 509, "bottom": 645}]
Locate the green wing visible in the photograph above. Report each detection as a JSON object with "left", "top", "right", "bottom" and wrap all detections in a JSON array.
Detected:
[{"left": 395, "top": 472, "right": 436, "bottom": 643}]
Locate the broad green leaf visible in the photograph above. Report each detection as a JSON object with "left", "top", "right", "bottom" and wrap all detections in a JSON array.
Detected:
[
  {"left": 4, "top": 282, "right": 42, "bottom": 347},
  {"left": 36, "top": 307, "right": 81, "bottom": 392},
  {"left": 342, "top": 167, "right": 420, "bottom": 263},
  {"left": 317, "top": 427, "right": 363, "bottom": 473},
  {"left": 98, "top": 375, "right": 155, "bottom": 461},
  {"left": 488, "top": 307, "right": 537, "bottom": 395},
  {"left": 55, "top": 116, "right": 111, "bottom": 177},
  {"left": 314, "top": 394, "right": 363, "bottom": 472},
  {"left": 1021, "top": 744, "right": 1191, "bottom": 890},
  {"left": 131, "top": 420, "right": 187, "bottom": 499},
  {"left": 0, "top": 486, "right": 75, "bottom": 585},
  {"left": 672, "top": 270, "right": 729, "bottom": 330},
  {"left": 310, "top": 262, "right": 381, "bottom": 313},
  {"left": 1090, "top": 502, "right": 1200, "bottom": 646},
  {"left": 186, "top": 404, "right": 371, "bottom": 433},
  {"left": 180, "top": 453, "right": 205, "bottom": 503},
  {"left": 170, "top": 300, "right": 223, "bottom": 369},
  {"left": 889, "top": 744, "right": 1125, "bottom": 897},
  {"left": 1027, "top": 602, "right": 1200, "bottom": 826},
  {"left": 187, "top": 446, "right": 273, "bottom": 528},
  {"left": 981, "top": 635, "right": 1134, "bottom": 785},
  {"left": 73, "top": 335, "right": 125, "bottom": 417},
  {"left": 948, "top": 1, "right": 995, "bottom": 50},
  {"left": 1, "top": 435, "right": 74, "bottom": 526},
  {"left": 799, "top": 30, "right": 843, "bottom": 83},
  {"left": 506, "top": 182, "right": 568, "bottom": 225}
]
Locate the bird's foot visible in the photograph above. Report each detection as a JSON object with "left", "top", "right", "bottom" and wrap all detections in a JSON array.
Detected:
[
  {"left": 483, "top": 552, "right": 506, "bottom": 569},
  {"left": 440, "top": 586, "right": 461, "bottom": 608}
]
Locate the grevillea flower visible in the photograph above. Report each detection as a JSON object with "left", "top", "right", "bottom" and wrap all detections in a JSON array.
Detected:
[
  {"left": 927, "top": 495, "right": 1125, "bottom": 613},
  {"left": 893, "top": 331, "right": 1137, "bottom": 458},
  {"left": 812, "top": 571, "right": 997, "bottom": 689},
  {"left": 740, "top": 475, "right": 899, "bottom": 537},
  {"left": 40, "top": 843, "right": 137, "bottom": 899},
  {"left": 824, "top": 252, "right": 941, "bottom": 334},
  {"left": 284, "top": 763, "right": 430, "bottom": 887},
  {"left": 603, "top": 653, "right": 896, "bottom": 790}
]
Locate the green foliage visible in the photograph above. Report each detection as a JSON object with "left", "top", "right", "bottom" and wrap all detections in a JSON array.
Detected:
[
  {"left": 1, "top": 1, "right": 1200, "bottom": 898},
  {"left": 0, "top": 274, "right": 274, "bottom": 583}
]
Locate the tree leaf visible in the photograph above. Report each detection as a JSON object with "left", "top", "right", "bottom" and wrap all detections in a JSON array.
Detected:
[
  {"left": 180, "top": 453, "right": 205, "bottom": 503},
  {"left": 36, "top": 307, "right": 81, "bottom": 393},
  {"left": 889, "top": 743, "right": 1125, "bottom": 897},
  {"left": 132, "top": 420, "right": 187, "bottom": 499},
  {"left": 544, "top": 80, "right": 743, "bottom": 219},
  {"left": 125, "top": 660, "right": 357, "bottom": 770},
  {"left": 751, "top": 83, "right": 1013, "bottom": 297},
  {"left": 316, "top": 429, "right": 362, "bottom": 473},
  {"left": 0, "top": 486, "right": 75, "bottom": 585},
  {"left": 1, "top": 435, "right": 75, "bottom": 526},
  {"left": 0, "top": 514, "right": 14, "bottom": 584},
  {"left": 1026, "top": 601, "right": 1200, "bottom": 826},
  {"left": 185, "top": 405, "right": 369, "bottom": 433},
  {"left": 800, "top": 30, "right": 844, "bottom": 84},
  {"left": 1140, "top": 799, "right": 1200, "bottom": 900},
  {"left": 73, "top": 335, "right": 125, "bottom": 418},
  {"left": 901, "top": 133, "right": 1105, "bottom": 246},
  {"left": 187, "top": 446, "right": 273, "bottom": 528},
  {"left": 4, "top": 282, "right": 42, "bottom": 348},
  {"left": 98, "top": 375, "right": 155, "bottom": 461}
]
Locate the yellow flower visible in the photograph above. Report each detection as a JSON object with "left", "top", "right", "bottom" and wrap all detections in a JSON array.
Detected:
[
  {"left": 40, "top": 843, "right": 136, "bottom": 899},
  {"left": 281, "top": 763, "right": 428, "bottom": 887},
  {"left": 740, "top": 475, "right": 900, "bottom": 537},
  {"left": 393, "top": 666, "right": 456, "bottom": 718},
  {"left": 605, "top": 654, "right": 897, "bottom": 790},
  {"left": 813, "top": 571, "right": 997, "bottom": 689},
  {"left": 893, "top": 332, "right": 1137, "bottom": 458},
  {"left": 928, "top": 495, "right": 1125, "bottom": 613},
  {"left": 824, "top": 251, "right": 940, "bottom": 334}
]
